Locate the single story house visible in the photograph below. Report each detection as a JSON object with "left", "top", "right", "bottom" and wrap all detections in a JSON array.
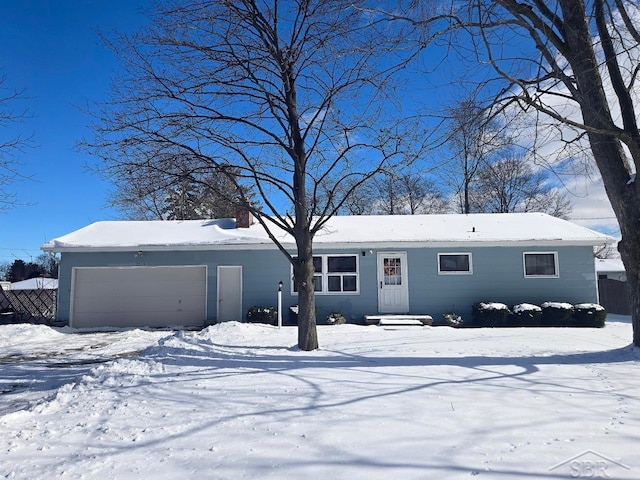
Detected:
[
  {"left": 9, "top": 277, "right": 59, "bottom": 290},
  {"left": 595, "top": 258, "right": 626, "bottom": 282},
  {"left": 41, "top": 212, "right": 613, "bottom": 329}
]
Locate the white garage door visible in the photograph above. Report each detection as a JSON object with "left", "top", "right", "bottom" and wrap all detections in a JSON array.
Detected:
[{"left": 71, "top": 266, "right": 207, "bottom": 328}]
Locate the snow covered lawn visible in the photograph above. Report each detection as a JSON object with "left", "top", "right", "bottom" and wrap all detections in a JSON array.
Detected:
[{"left": 1, "top": 317, "right": 639, "bottom": 479}]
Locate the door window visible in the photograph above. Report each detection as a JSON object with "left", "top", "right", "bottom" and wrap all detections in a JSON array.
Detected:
[{"left": 383, "top": 257, "right": 403, "bottom": 286}]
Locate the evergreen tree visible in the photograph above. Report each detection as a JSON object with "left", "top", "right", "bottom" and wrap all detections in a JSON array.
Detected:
[{"left": 6, "top": 259, "right": 45, "bottom": 282}]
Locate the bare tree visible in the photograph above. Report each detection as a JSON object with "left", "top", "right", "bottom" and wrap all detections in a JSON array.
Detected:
[
  {"left": 108, "top": 159, "right": 254, "bottom": 221},
  {"left": 521, "top": 188, "right": 573, "bottom": 220},
  {"left": 398, "top": 173, "right": 448, "bottom": 214},
  {"left": 320, "top": 171, "right": 447, "bottom": 215},
  {"left": 441, "top": 95, "right": 513, "bottom": 214},
  {"left": 318, "top": 177, "right": 377, "bottom": 215},
  {"left": 595, "top": 243, "right": 619, "bottom": 259},
  {"left": 84, "top": 0, "right": 411, "bottom": 350},
  {"left": 471, "top": 153, "right": 572, "bottom": 218},
  {"left": 402, "top": 1, "right": 640, "bottom": 345},
  {"left": 0, "top": 74, "right": 32, "bottom": 210},
  {"left": 0, "top": 261, "right": 9, "bottom": 282},
  {"left": 372, "top": 172, "right": 447, "bottom": 215}
]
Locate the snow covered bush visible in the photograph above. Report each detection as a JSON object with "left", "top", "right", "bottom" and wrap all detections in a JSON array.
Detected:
[
  {"left": 573, "top": 303, "right": 606, "bottom": 328},
  {"left": 246, "top": 306, "right": 278, "bottom": 325},
  {"left": 288, "top": 305, "right": 299, "bottom": 325},
  {"left": 326, "top": 312, "right": 346, "bottom": 325},
  {"left": 511, "top": 303, "right": 543, "bottom": 327},
  {"left": 541, "top": 302, "right": 574, "bottom": 327},
  {"left": 443, "top": 312, "right": 466, "bottom": 328},
  {"left": 472, "top": 302, "right": 511, "bottom": 327}
]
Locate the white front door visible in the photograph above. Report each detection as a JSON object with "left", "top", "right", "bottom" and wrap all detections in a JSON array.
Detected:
[
  {"left": 217, "top": 266, "right": 243, "bottom": 322},
  {"left": 377, "top": 252, "right": 409, "bottom": 313}
]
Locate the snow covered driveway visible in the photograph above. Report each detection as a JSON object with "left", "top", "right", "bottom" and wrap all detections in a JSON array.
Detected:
[
  {"left": 0, "top": 326, "right": 170, "bottom": 415},
  {"left": 1, "top": 317, "right": 639, "bottom": 479}
]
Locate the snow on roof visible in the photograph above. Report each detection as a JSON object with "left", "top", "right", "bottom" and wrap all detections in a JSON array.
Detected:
[
  {"left": 41, "top": 213, "right": 614, "bottom": 253},
  {"left": 595, "top": 257, "right": 625, "bottom": 273},
  {"left": 10, "top": 277, "right": 58, "bottom": 290}
]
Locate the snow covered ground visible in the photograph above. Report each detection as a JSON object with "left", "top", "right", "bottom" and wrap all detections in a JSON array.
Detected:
[{"left": 1, "top": 317, "right": 638, "bottom": 479}]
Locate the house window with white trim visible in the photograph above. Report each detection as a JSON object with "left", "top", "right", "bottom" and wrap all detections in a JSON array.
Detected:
[
  {"left": 523, "top": 252, "right": 558, "bottom": 278},
  {"left": 292, "top": 254, "right": 359, "bottom": 294},
  {"left": 438, "top": 253, "right": 473, "bottom": 275}
]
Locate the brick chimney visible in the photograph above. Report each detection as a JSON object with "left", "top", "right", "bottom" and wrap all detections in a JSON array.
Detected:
[{"left": 235, "top": 208, "right": 254, "bottom": 228}]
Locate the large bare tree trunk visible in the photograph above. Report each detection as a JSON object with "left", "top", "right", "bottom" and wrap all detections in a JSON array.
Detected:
[
  {"left": 293, "top": 232, "right": 318, "bottom": 351},
  {"left": 585, "top": 130, "right": 640, "bottom": 346},
  {"left": 559, "top": 0, "right": 640, "bottom": 345},
  {"left": 619, "top": 229, "right": 640, "bottom": 346},
  {"left": 292, "top": 158, "right": 318, "bottom": 351}
]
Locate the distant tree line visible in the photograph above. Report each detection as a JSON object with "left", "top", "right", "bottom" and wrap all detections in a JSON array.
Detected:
[{"left": 0, "top": 254, "right": 57, "bottom": 283}]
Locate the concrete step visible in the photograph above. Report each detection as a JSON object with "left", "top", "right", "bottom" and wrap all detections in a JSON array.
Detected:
[{"left": 364, "top": 315, "right": 433, "bottom": 326}]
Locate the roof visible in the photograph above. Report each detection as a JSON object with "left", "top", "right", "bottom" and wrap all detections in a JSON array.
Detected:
[
  {"left": 41, "top": 213, "right": 614, "bottom": 253},
  {"left": 10, "top": 277, "right": 59, "bottom": 290},
  {"left": 595, "top": 258, "right": 625, "bottom": 273}
]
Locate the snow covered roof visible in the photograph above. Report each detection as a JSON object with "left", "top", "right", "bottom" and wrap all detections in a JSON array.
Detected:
[
  {"left": 595, "top": 258, "right": 625, "bottom": 273},
  {"left": 41, "top": 213, "right": 614, "bottom": 253},
  {"left": 10, "top": 277, "right": 59, "bottom": 290}
]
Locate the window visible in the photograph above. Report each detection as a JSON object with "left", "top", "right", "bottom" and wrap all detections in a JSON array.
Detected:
[
  {"left": 523, "top": 252, "right": 558, "bottom": 278},
  {"left": 327, "top": 255, "right": 358, "bottom": 292},
  {"left": 383, "top": 257, "right": 403, "bottom": 285},
  {"left": 312, "top": 257, "right": 323, "bottom": 292},
  {"left": 292, "top": 254, "right": 359, "bottom": 294},
  {"left": 438, "top": 253, "right": 472, "bottom": 275}
]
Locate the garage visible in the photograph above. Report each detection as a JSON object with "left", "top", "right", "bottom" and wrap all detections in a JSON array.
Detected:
[{"left": 71, "top": 266, "right": 207, "bottom": 328}]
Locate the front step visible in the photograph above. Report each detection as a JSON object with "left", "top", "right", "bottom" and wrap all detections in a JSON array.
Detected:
[{"left": 364, "top": 314, "right": 433, "bottom": 326}]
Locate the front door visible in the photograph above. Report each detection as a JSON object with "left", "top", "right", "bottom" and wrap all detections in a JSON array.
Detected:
[
  {"left": 217, "top": 266, "right": 243, "bottom": 322},
  {"left": 377, "top": 252, "right": 409, "bottom": 313}
]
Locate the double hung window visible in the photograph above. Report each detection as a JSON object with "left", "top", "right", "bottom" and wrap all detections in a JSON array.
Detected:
[{"left": 292, "top": 254, "right": 359, "bottom": 294}]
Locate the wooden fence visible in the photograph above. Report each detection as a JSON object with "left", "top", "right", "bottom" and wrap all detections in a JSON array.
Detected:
[
  {"left": 0, "top": 287, "right": 57, "bottom": 323},
  {"left": 598, "top": 278, "right": 631, "bottom": 315}
]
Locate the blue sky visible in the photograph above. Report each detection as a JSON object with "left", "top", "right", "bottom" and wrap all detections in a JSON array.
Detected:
[
  {"left": 0, "top": 1, "right": 621, "bottom": 266},
  {"left": 0, "top": 1, "right": 150, "bottom": 264}
]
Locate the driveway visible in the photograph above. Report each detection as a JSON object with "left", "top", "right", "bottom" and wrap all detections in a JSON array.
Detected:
[{"left": 0, "top": 326, "right": 171, "bottom": 415}]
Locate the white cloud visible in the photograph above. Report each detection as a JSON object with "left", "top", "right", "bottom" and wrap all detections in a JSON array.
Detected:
[{"left": 564, "top": 174, "right": 620, "bottom": 238}]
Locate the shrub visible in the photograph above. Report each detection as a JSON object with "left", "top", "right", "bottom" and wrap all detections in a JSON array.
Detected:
[
  {"left": 288, "top": 305, "right": 299, "bottom": 325},
  {"left": 326, "top": 312, "right": 346, "bottom": 325},
  {"left": 574, "top": 303, "right": 607, "bottom": 328},
  {"left": 246, "top": 306, "right": 278, "bottom": 325},
  {"left": 511, "top": 303, "right": 542, "bottom": 327},
  {"left": 443, "top": 312, "right": 474, "bottom": 328},
  {"left": 541, "top": 302, "right": 574, "bottom": 326},
  {"left": 473, "top": 302, "right": 511, "bottom": 327}
]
